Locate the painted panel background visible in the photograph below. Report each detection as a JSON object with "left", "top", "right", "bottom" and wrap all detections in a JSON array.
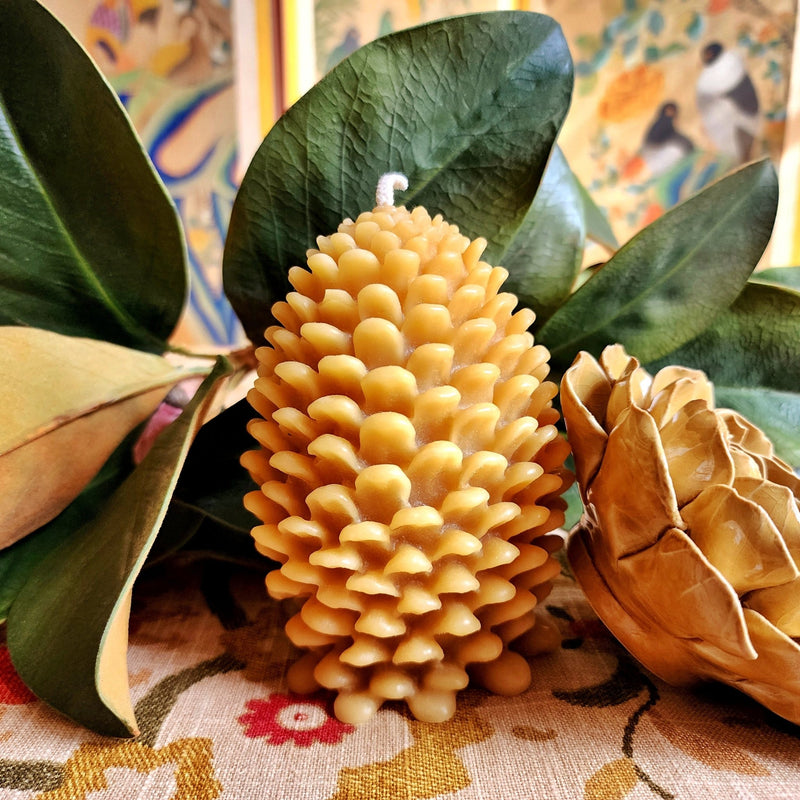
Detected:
[
  {"left": 40, "top": 0, "right": 798, "bottom": 347},
  {"left": 548, "top": 0, "right": 796, "bottom": 265},
  {"left": 315, "top": 0, "right": 796, "bottom": 265},
  {"left": 43, "top": 0, "right": 241, "bottom": 347}
]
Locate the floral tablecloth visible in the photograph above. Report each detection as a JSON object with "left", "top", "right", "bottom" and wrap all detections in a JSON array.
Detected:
[{"left": 2, "top": 553, "right": 800, "bottom": 800}]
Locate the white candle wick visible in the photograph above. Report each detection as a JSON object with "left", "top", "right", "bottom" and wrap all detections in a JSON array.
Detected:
[{"left": 376, "top": 173, "right": 408, "bottom": 207}]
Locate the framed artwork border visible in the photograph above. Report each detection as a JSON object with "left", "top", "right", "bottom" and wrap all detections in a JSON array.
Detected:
[{"left": 773, "top": 10, "right": 800, "bottom": 268}]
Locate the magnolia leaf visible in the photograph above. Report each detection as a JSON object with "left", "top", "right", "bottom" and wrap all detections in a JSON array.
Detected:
[
  {"left": 714, "top": 388, "right": 800, "bottom": 468},
  {"left": 0, "top": 328, "right": 205, "bottom": 547},
  {"left": 152, "top": 400, "right": 275, "bottom": 572},
  {"left": 538, "top": 159, "right": 778, "bottom": 371},
  {"left": 152, "top": 507, "right": 270, "bottom": 570},
  {"left": 171, "top": 399, "right": 258, "bottom": 534},
  {"left": 148, "top": 398, "right": 273, "bottom": 569},
  {"left": 648, "top": 282, "right": 800, "bottom": 467},
  {"left": 499, "top": 146, "right": 585, "bottom": 325},
  {"left": 223, "top": 11, "right": 573, "bottom": 344},
  {"left": 577, "top": 175, "right": 618, "bottom": 251},
  {"left": 752, "top": 266, "right": 800, "bottom": 292},
  {"left": 149, "top": 399, "right": 261, "bottom": 566},
  {"left": 144, "top": 500, "right": 207, "bottom": 567},
  {"left": 563, "top": 482, "right": 584, "bottom": 531},
  {"left": 0, "top": 431, "right": 139, "bottom": 623},
  {"left": 7, "top": 358, "right": 233, "bottom": 737},
  {"left": 0, "top": 0, "right": 187, "bottom": 351}
]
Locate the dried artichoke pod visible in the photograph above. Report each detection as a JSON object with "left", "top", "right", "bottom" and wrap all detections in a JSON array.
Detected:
[
  {"left": 562, "top": 343, "right": 800, "bottom": 724},
  {"left": 241, "top": 174, "right": 572, "bottom": 724}
]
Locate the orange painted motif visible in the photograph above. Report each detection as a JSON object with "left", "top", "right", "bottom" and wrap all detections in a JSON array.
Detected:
[{"left": 598, "top": 64, "right": 665, "bottom": 124}]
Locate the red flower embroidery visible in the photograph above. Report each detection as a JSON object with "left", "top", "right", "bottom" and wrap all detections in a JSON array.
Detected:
[
  {"left": 0, "top": 646, "right": 35, "bottom": 705},
  {"left": 238, "top": 694, "right": 354, "bottom": 746}
]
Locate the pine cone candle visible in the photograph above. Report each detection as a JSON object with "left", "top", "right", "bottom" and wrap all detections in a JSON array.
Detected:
[
  {"left": 241, "top": 174, "right": 572, "bottom": 724},
  {"left": 563, "top": 344, "right": 800, "bottom": 724}
]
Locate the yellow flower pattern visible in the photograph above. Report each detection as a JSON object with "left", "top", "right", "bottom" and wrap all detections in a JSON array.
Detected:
[{"left": 34, "top": 739, "right": 221, "bottom": 800}]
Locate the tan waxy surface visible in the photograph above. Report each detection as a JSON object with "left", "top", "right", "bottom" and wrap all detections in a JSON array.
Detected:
[
  {"left": 563, "top": 344, "right": 800, "bottom": 725},
  {"left": 243, "top": 202, "right": 572, "bottom": 724}
]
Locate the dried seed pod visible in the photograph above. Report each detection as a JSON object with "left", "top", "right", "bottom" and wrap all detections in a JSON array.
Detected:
[
  {"left": 563, "top": 344, "right": 800, "bottom": 724},
  {"left": 242, "top": 176, "right": 572, "bottom": 724}
]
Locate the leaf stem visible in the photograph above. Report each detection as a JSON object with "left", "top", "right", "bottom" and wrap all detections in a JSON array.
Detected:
[{"left": 166, "top": 344, "right": 258, "bottom": 371}]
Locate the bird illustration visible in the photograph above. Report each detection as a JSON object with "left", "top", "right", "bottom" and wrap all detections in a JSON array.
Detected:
[
  {"left": 621, "top": 100, "right": 728, "bottom": 225},
  {"left": 696, "top": 42, "right": 760, "bottom": 163},
  {"left": 623, "top": 101, "right": 694, "bottom": 181},
  {"left": 325, "top": 27, "right": 360, "bottom": 72}
]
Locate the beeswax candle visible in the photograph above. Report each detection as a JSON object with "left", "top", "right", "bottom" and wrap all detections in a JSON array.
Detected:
[{"left": 242, "top": 174, "right": 572, "bottom": 724}]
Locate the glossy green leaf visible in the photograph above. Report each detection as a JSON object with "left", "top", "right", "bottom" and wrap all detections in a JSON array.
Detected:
[
  {"left": 647, "top": 282, "right": 800, "bottom": 467},
  {"left": 576, "top": 173, "right": 618, "bottom": 251},
  {"left": 562, "top": 482, "right": 584, "bottom": 531},
  {"left": 0, "top": 431, "right": 138, "bottom": 623},
  {"left": 151, "top": 507, "right": 271, "bottom": 571},
  {"left": 0, "top": 328, "right": 205, "bottom": 547},
  {"left": 714, "top": 387, "right": 800, "bottom": 468},
  {"left": 752, "top": 266, "right": 800, "bottom": 292},
  {"left": 538, "top": 159, "right": 778, "bottom": 371},
  {"left": 499, "top": 146, "right": 585, "bottom": 325},
  {"left": 0, "top": 0, "right": 187, "bottom": 351},
  {"left": 144, "top": 499, "right": 207, "bottom": 567},
  {"left": 147, "top": 398, "right": 263, "bottom": 566},
  {"left": 172, "top": 399, "right": 259, "bottom": 534},
  {"left": 7, "top": 358, "right": 233, "bottom": 737},
  {"left": 224, "top": 11, "right": 573, "bottom": 344}
]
